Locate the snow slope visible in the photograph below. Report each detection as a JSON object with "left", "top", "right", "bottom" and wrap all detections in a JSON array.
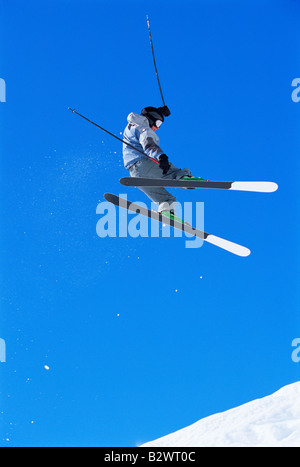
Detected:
[{"left": 142, "top": 382, "right": 300, "bottom": 447}]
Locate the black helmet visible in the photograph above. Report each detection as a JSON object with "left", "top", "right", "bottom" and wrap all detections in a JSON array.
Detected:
[
  {"left": 141, "top": 105, "right": 171, "bottom": 127},
  {"left": 141, "top": 106, "right": 164, "bottom": 127}
]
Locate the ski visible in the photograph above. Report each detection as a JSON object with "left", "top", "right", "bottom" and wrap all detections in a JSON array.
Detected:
[
  {"left": 120, "top": 177, "right": 278, "bottom": 193},
  {"left": 104, "top": 193, "right": 251, "bottom": 257}
]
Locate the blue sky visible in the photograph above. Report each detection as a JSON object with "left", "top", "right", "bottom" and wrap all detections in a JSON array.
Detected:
[{"left": 0, "top": 0, "right": 299, "bottom": 447}]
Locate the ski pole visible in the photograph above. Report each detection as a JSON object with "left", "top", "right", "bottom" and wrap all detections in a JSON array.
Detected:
[
  {"left": 68, "top": 108, "right": 159, "bottom": 164},
  {"left": 146, "top": 15, "right": 167, "bottom": 108}
]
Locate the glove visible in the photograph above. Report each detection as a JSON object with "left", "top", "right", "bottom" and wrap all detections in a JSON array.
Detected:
[
  {"left": 159, "top": 154, "right": 171, "bottom": 175},
  {"left": 158, "top": 106, "right": 171, "bottom": 117}
]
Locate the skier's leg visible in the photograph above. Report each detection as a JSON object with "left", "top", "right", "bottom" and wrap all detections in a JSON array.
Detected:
[
  {"left": 165, "top": 163, "right": 192, "bottom": 180},
  {"left": 136, "top": 185, "right": 177, "bottom": 212},
  {"left": 130, "top": 158, "right": 192, "bottom": 180},
  {"left": 129, "top": 159, "right": 177, "bottom": 212}
]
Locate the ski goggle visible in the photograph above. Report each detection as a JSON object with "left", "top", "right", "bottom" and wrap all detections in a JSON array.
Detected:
[{"left": 155, "top": 119, "right": 163, "bottom": 128}]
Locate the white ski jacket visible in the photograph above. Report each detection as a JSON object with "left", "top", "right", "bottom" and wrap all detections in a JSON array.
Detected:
[{"left": 122, "top": 112, "right": 165, "bottom": 169}]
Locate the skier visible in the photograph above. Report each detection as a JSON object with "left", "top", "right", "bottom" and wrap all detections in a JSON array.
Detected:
[{"left": 122, "top": 106, "right": 192, "bottom": 215}]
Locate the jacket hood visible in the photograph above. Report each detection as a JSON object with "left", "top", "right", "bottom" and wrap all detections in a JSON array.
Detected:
[{"left": 127, "top": 112, "right": 150, "bottom": 127}]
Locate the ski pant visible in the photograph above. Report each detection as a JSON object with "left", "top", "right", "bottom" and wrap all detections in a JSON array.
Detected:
[{"left": 129, "top": 158, "right": 192, "bottom": 212}]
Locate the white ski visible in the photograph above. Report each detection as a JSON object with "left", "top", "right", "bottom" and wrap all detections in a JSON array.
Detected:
[
  {"left": 120, "top": 177, "right": 278, "bottom": 193},
  {"left": 104, "top": 193, "right": 251, "bottom": 257}
]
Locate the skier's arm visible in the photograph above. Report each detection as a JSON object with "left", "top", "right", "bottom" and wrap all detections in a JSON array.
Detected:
[{"left": 138, "top": 128, "right": 164, "bottom": 162}]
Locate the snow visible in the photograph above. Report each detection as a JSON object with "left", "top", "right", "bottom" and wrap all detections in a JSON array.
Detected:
[{"left": 142, "top": 382, "right": 300, "bottom": 447}]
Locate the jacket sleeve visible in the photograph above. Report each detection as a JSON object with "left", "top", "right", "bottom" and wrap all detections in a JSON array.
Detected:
[{"left": 138, "top": 127, "right": 165, "bottom": 162}]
